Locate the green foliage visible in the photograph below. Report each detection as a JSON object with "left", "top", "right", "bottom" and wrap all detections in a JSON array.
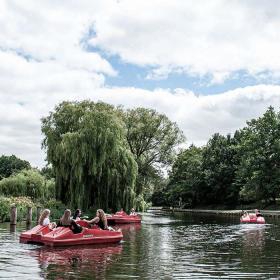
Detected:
[
  {"left": 41, "top": 101, "right": 138, "bottom": 212},
  {"left": 151, "top": 190, "right": 169, "bottom": 206},
  {"left": 160, "top": 106, "right": 280, "bottom": 208},
  {"left": 166, "top": 145, "right": 203, "bottom": 207},
  {"left": 0, "top": 196, "right": 10, "bottom": 222},
  {"left": 0, "top": 196, "right": 35, "bottom": 222},
  {"left": 123, "top": 107, "right": 185, "bottom": 197},
  {"left": 200, "top": 133, "right": 238, "bottom": 206},
  {"left": 0, "top": 155, "right": 31, "bottom": 180},
  {"left": 43, "top": 199, "right": 67, "bottom": 220},
  {"left": 235, "top": 106, "right": 280, "bottom": 204},
  {"left": 40, "top": 165, "right": 55, "bottom": 180},
  {"left": 0, "top": 169, "right": 55, "bottom": 201},
  {"left": 135, "top": 194, "right": 151, "bottom": 212}
]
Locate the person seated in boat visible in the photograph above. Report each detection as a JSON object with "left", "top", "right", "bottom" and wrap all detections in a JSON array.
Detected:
[
  {"left": 73, "top": 209, "right": 82, "bottom": 221},
  {"left": 116, "top": 208, "right": 126, "bottom": 215},
  {"left": 38, "top": 209, "right": 56, "bottom": 229},
  {"left": 85, "top": 209, "right": 109, "bottom": 230},
  {"left": 130, "top": 208, "right": 137, "bottom": 216},
  {"left": 241, "top": 210, "right": 249, "bottom": 219},
  {"left": 255, "top": 209, "right": 263, "bottom": 217},
  {"left": 57, "top": 209, "right": 83, "bottom": 234}
]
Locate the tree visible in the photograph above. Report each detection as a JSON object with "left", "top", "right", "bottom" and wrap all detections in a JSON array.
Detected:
[
  {"left": 0, "top": 155, "right": 31, "bottom": 180},
  {"left": 40, "top": 165, "right": 55, "bottom": 180},
  {"left": 200, "top": 133, "right": 238, "bottom": 206},
  {"left": 41, "top": 101, "right": 137, "bottom": 211},
  {"left": 123, "top": 108, "right": 185, "bottom": 199},
  {"left": 166, "top": 145, "right": 203, "bottom": 207},
  {"left": 235, "top": 106, "right": 280, "bottom": 204}
]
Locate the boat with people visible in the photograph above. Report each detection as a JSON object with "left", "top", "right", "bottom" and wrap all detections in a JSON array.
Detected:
[
  {"left": 107, "top": 209, "right": 141, "bottom": 224},
  {"left": 20, "top": 220, "right": 123, "bottom": 246},
  {"left": 240, "top": 210, "right": 265, "bottom": 224},
  {"left": 41, "top": 225, "right": 123, "bottom": 247}
]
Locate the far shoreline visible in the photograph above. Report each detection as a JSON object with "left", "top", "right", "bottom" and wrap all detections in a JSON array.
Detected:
[{"left": 148, "top": 207, "right": 280, "bottom": 218}]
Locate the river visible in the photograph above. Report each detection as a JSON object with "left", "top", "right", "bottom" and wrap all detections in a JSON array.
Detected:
[{"left": 0, "top": 212, "right": 279, "bottom": 279}]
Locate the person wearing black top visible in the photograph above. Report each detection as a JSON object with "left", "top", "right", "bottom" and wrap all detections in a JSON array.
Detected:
[
  {"left": 84, "top": 209, "right": 108, "bottom": 230},
  {"left": 255, "top": 209, "right": 263, "bottom": 217},
  {"left": 73, "top": 209, "right": 82, "bottom": 220},
  {"left": 58, "top": 209, "right": 82, "bottom": 234}
]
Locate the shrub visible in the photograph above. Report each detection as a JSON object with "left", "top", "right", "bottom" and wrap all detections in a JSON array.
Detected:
[
  {"left": 0, "top": 169, "right": 55, "bottom": 201},
  {"left": 43, "top": 199, "right": 67, "bottom": 220},
  {"left": 0, "top": 196, "right": 35, "bottom": 222},
  {"left": 135, "top": 194, "right": 151, "bottom": 212}
]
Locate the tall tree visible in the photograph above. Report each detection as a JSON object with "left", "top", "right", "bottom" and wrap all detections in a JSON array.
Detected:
[
  {"left": 0, "top": 155, "right": 31, "bottom": 180},
  {"left": 236, "top": 106, "right": 280, "bottom": 204},
  {"left": 123, "top": 108, "right": 185, "bottom": 198},
  {"left": 41, "top": 101, "right": 137, "bottom": 211},
  {"left": 200, "top": 133, "right": 238, "bottom": 206},
  {"left": 167, "top": 145, "right": 203, "bottom": 207}
]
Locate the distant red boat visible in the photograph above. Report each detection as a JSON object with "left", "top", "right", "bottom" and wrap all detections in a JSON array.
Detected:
[
  {"left": 240, "top": 214, "right": 265, "bottom": 224},
  {"left": 107, "top": 212, "right": 141, "bottom": 224},
  {"left": 20, "top": 225, "right": 52, "bottom": 244},
  {"left": 41, "top": 226, "right": 123, "bottom": 247}
]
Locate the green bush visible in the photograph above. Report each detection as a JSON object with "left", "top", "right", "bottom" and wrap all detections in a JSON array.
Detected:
[
  {"left": 0, "top": 196, "right": 10, "bottom": 222},
  {"left": 43, "top": 199, "right": 67, "bottom": 220},
  {"left": 135, "top": 194, "right": 151, "bottom": 212},
  {"left": 0, "top": 169, "right": 55, "bottom": 201},
  {"left": 0, "top": 196, "right": 35, "bottom": 222}
]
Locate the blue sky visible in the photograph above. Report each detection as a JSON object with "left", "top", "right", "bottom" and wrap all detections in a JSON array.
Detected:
[{"left": 105, "top": 56, "right": 275, "bottom": 95}]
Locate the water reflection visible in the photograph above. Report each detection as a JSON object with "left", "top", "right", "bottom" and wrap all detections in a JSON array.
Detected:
[
  {"left": 241, "top": 224, "right": 266, "bottom": 253},
  {"left": 31, "top": 244, "right": 123, "bottom": 279}
]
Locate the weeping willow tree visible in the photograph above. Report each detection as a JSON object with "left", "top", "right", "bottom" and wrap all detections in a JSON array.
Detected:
[{"left": 41, "top": 101, "right": 137, "bottom": 211}]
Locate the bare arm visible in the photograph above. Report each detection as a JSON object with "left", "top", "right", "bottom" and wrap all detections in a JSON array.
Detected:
[{"left": 85, "top": 217, "right": 99, "bottom": 224}]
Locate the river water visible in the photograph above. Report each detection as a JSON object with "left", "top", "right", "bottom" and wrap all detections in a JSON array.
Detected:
[{"left": 0, "top": 212, "right": 280, "bottom": 279}]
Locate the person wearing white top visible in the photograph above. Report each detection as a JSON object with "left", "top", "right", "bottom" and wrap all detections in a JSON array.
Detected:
[
  {"left": 42, "top": 217, "right": 50, "bottom": 225},
  {"left": 38, "top": 209, "right": 56, "bottom": 229}
]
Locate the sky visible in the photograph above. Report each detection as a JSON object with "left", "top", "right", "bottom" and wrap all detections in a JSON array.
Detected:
[{"left": 1, "top": 0, "right": 280, "bottom": 167}]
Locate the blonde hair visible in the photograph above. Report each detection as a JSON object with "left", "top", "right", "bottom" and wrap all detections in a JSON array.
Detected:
[
  {"left": 38, "top": 209, "right": 50, "bottom": 225},
  {"left": 97, "top": 209, "right": 108, "bottom": 229},
  {"left": 60, "top": 209, "right": 72, "bottom": 226}
]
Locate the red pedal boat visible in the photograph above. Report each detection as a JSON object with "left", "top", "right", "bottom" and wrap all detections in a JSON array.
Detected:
[
  {"left": 240, "top": 214, "right": 265, "bottom": 224},
  {"left": 41, "top": 226, "right": 123, "bottom": 247},
  {"left": 20, "top": 225, "right": 52, "bottom": 244},
  {"left": 107, "top": 212, "right": 141, "bottom": 224}
]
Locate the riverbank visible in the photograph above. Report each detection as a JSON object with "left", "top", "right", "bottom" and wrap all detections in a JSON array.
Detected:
[{"left": 148, "top": 207, "right": 280, "bottom": 218}]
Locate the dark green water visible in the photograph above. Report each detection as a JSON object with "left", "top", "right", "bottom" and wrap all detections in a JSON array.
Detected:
[{"left": 0, "top": 212, "right": 280, "bottom": 279}]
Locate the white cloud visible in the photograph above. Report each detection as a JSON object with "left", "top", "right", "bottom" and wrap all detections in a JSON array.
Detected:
[
  {"left": 1, "top": 1, "right": 280, "bottom": 167},
  {"left": 89, "top": 0, "right": 280, "bottom": 83}
]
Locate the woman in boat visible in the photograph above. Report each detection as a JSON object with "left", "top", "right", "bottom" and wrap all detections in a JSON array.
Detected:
[
  {"left": 255, "top": 209, "right": 263, "bottom": 217},
  {"left": 241, "top": 210, "right": 248, "bottom": 219},
  {"left": 38, "top": 209, "right": 56, "bottom": 229},
  {"left": 73, "top": 209, "right": 82, "bottom": 221},
  {"left": 57, "top": 209, "right": 82, "bottom": 234},
  {"left": 85, "top": 209, "right": 108, "bottom": 230},
  {"left": 130, "top": 208, "right": 137, "bottom": 216}
]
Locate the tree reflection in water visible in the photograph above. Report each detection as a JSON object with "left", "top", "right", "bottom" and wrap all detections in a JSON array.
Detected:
[{"left": 31, "top": 244, "right": 123, "bottom": 279}]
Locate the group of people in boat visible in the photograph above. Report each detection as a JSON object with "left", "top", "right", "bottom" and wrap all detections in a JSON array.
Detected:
[
  {"left": 241, "top": 209, "right": 263, "bottom": 219},
  {"left": 38, "top": 207, "right": 137, "bottom": 233},
  {"left": 38, "top": 208, "right": 110, "bottom": 233}
]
